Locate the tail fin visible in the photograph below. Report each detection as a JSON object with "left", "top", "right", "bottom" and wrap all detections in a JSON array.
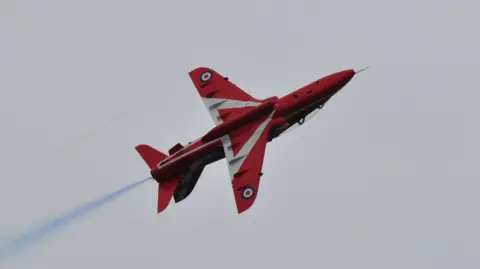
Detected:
[{"left": 135, "top": 144, "right": 168, "bottom": 170}]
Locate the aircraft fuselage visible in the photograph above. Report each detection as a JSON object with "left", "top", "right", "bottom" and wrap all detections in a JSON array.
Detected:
[{"left": 148, "top": 69, "right": 356, "bottom": 202}]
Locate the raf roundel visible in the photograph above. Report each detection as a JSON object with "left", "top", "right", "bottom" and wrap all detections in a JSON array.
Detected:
[
  {"left": 241, "top": 186, "right": 255, "bottom": 200},
  {"left": 200, "top": 71, "right": 212, "bottom": 82}
]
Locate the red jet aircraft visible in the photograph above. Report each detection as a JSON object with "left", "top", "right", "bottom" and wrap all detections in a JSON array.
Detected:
[{"left": 136, "top": 66, "right": 368, "bottom": 214}]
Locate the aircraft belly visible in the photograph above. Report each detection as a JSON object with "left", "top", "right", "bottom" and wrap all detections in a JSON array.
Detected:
[
  {"left": 173, "top": 165, "right": 204, "bottom": 203},
  {"left": 173, "top": 147, "right": 225, "bottom": 203}
]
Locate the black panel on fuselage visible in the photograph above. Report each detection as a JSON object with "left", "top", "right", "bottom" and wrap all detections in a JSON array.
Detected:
[
  {"left": 173, "top": 146, "right": 225, "bottom": 203},
  {"left": 173, "top": 165, "right": 204, "bottom": 203}
]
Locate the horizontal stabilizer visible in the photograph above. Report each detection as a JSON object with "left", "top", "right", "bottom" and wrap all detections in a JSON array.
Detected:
[
  {"left": 157, "top": 177, "right": 180, "bottom": 214},
  {"left": 135, "top": 144, "right": 168, "bottom": 170}
]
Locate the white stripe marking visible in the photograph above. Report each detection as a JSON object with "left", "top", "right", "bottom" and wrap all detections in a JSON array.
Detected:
[
  {"left": 201, "top": 98, "right": 261, "bottom": 125},
  {"left": 157, "top": 138, "right": 220, "bottom": 169},
  {"left": 223, "top": 109, "right": 276, "bottom": 179}
]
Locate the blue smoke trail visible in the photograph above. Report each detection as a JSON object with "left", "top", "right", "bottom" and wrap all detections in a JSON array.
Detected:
[{"left": 0, "top": 178, "right": 151, "bottom": 262}]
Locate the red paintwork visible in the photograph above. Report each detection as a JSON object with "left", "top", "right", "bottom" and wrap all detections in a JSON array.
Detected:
[
  {"left": 136, "top": 67, "right": 358, "bottom": 214},
  {"left": 201, "top": 99, "right": 277, "bottom": 142},
  {"left": 276, "top": 69, "right": 355, "bottom": 117},
  {"left": 157, "top": 176, "right": 180, "bottom": 213},
  {"left": 135, "top": 144, "right": 168, "bottom": 169},
  {"left": 168, "top": 143, "right": 184, "bottom": 155},
  {"left": 189, "top": 67, "right": 262, "bottom": 101},
  {"left": 149, "top": 138, "right": 223, "bottom": 182},
  {"left": 230, "top": 112, "right": 272, "bottom": 212},
  {"left": 217, "top": 107, "right": 252, "bottom": 122}
]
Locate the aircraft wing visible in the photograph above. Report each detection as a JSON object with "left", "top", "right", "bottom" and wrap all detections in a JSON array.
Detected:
[
  {"left": 220, "top": 109, "right": 276, "bottom": 214},
  {"left": 188, "top": 67, "right": 263, "bottom": 126}
]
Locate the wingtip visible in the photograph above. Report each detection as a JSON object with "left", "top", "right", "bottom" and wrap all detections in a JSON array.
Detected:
[{"left": 189, "top": 66, "right": 214, "bottom": 75}]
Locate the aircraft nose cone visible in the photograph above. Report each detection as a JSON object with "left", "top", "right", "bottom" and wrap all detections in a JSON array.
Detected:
[{"left": 328, "top": 69, "right": 355, "bottom": 89}]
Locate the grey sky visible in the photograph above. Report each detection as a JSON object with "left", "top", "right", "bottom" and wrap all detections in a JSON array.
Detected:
[{"left": 1, "top": 0, "right": 479, "bottom": 268}]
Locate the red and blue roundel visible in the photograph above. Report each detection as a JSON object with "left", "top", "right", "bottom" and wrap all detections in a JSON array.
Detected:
[
  {"left": 241, "top": 186, "right": 255, "bottom": 199},
  {"left": 200, "top": 71, "right": 212, "bottom": 82}
]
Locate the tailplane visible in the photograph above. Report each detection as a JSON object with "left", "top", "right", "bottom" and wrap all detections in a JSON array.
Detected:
[
  {"left": 157, "top": 176, "right": 180, "bottom": 213},
  {"left": 135, "top": 144, "right": 168, "bottom": 170},
  {"left": 135, "top": 144, "right": 178, "bottom": 214}
]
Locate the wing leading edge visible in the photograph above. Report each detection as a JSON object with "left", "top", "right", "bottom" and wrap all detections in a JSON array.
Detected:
[{"left": 220, "top": 109, "right": 276, "bottom": 214}]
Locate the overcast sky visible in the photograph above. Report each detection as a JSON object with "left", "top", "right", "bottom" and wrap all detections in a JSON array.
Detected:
[{"left": 1, "top": 0, "right": 479, "bottom": 268}]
